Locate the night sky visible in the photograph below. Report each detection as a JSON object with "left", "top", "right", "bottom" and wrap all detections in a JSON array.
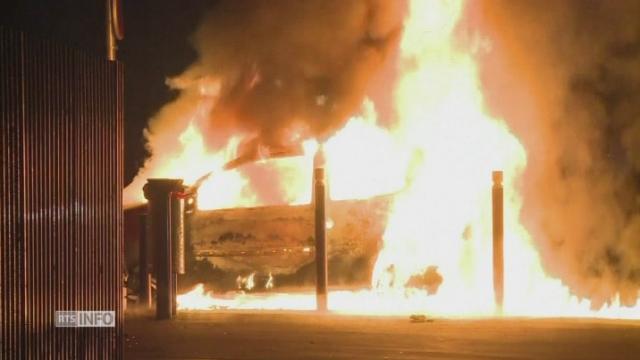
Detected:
[{"left": 1, "top": 0, "right": 214, "bottom": 184}]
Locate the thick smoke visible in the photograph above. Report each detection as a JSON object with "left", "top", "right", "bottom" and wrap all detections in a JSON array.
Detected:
[
  {"left": 179, "top": 0, "right": 402, "bottom": 148},
  {"left": 125, "top": 0, "right": 403, "bottom": 207},
  {"left": 470, "top": 0, "right": 640, "bottom": 307}
]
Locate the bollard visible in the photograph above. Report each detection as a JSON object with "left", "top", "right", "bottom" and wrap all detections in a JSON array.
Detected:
[
  {"left": 492, "top": 171, "right": 504, "bottom": 314},
  {"left": 170, "top": 195, "right": 185, "bottom": 317},
  {"left": 143, "top": 178, "right": 184, "bottom": 320},
  {"left": 138, "top": 213, "right": 152, "bottom": 308},
  {"left": 314, "top": 147, "right": 328, "bottom": 311},
  {"left": 172, "top": 197, "right": 186, "bottom": 275}
]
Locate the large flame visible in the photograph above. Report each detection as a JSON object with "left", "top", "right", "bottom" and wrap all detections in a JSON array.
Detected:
[
  {"left": 194, "top": 98, "right": 409, "bottom": 210},
  {"left": 149, "top": 0, "right": 640, "bottom": 318}
]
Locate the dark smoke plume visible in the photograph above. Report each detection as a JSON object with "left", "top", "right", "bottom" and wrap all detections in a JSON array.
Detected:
[
  {"left": 125, "top": 0, "right": 403, "bottom": 207},
  {"left": 470, "top": 0, "right": 640, "bottom": 307},
  {"left": 183, "top": 0, "right": 403, "bottom": 149}
]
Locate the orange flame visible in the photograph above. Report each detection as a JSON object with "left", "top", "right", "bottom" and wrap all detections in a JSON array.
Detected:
[{"left": 159, "top": 0, "right": 640, "bottom": 317}]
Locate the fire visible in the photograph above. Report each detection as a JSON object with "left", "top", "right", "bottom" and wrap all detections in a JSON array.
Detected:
[
  {"left": 156, "top": 0, "right": 640, "bottom": 317},
  {"left": 366, "top": 0, "right": 539, "bottom": 316},
  {"left": 236, "top": 272, "right": 256, "bottom": 291},
  {"left": 265, "top": 273, "right": 274, "bottom": 289},
  {"left": 177, "top": 287, "right": 639, "bottom": 319},
  {"left": 135, "top": 98, "right": 408, "bottom": 211},
  {"left": 196, "top": 101, "right": 408, "bottom": 209},
  {"left": 176, "top": 124, "right": 258, "bottom": 210}
]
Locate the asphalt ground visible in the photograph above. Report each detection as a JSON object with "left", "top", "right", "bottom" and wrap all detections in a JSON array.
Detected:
[{"left": 124, "top": 310, "right": 640, "bottom": 359}]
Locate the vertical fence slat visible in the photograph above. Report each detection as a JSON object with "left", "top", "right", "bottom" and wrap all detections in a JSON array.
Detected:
[
  {"left": 0, "top": 26, "right": 123, "bottom": 359},
  {"left": 0, "top": 26, "right": 26, "bottom": 360}
]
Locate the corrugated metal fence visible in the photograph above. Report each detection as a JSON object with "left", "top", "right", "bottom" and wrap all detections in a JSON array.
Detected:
[{"left": 0, "top": 27, "right": 123, "bottom": 358}]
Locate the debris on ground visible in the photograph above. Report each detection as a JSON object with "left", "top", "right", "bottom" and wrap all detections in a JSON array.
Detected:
[{"left": 409, "top": 314, "right": 434, "bottom": 323}]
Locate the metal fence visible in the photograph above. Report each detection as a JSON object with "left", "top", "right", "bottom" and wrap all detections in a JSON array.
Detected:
[{"left": 0, "top": 27, "right": 124, "bottom": 359}]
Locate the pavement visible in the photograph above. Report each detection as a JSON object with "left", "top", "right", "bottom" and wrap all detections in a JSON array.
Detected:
[{"left": 125, "top": 310, "right": 640, "bottom": 360}]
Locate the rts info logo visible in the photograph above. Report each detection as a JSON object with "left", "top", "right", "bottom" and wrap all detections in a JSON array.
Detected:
[{"left": 55, "top": 311, "right": 115, "bottom": 327}]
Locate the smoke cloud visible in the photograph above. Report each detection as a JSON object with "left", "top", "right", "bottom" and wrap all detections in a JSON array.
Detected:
[
  {"left": 125, "top": 0, "right": 403, "bottom": 207},
  {"left": 470, "top": 0, "right": 640, "bottom": 307},
  {"left": 177, "top": 0, "right": 402, "bottom": 148}
]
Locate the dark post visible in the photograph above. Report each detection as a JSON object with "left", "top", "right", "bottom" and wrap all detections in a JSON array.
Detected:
[
  {"left": 172, "top": 197, "right": 186, "bottom": 275},
  {"left": 171, "top": 272, "right": 178, "bottom": 317},
  {"left": 492, "top": 171, "right": 504, "bottom": 314},
  {"left": 170, "top": 195, "right": 185, "bottom": 316},
  {"left": 314, "top": 147, "right": 328, "bottom": 311},
  {"left": 138, "top": 213, "right": 152, "bottom": 308},
  {"left": 143, "top": 178, "right": 184, "bottom": 320}
]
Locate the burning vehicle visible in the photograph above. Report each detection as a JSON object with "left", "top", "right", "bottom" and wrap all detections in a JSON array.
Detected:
[
  {"left": 123, "top": 0, "right": 640, "bottom": 320},
  {"left": 4, "top": 0, "right": 640, "bottom": 358}
]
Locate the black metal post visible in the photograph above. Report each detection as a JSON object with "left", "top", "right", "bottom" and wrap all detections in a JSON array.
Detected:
[
  {"left": 172, "top": 196, "right": 186, "bottom": 275},
  {"left": 314, "top": 148, "right": 328, "bottom": 311},
  {"left": 170, "top": 195, "right": 185, "bottom": 317},
  {"left": 492, "top": 171, "right": 504, "bottom": 314},
  {"left": 138, "top": 213, "right": 152, "bottom": 308},
  {"left": 143, "top": 178, "right": 183, "bottom": 320}
]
